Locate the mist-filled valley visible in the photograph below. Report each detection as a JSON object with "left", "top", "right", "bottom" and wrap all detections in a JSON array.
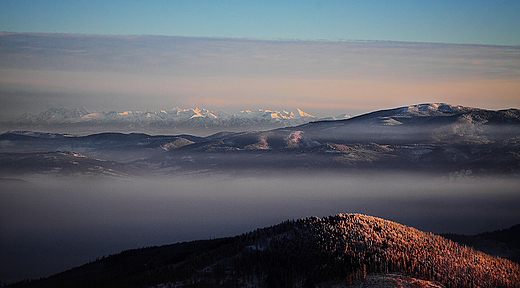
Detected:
[
  {"left": 1, "top": 103, "right": 520, "bottom": 286},
  {"left": 2, "top": 173, "right": 520, "bottom": 283}
]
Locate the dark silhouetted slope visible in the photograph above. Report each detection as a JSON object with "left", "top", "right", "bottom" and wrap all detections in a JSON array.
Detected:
[
  {"left": 442, "top": 223, "right": 520, "bottom": 264},
  {"left": 11, "top": 214, "right": 520, "bottom": 288},
  {"left": 0, "top": 151, "right": 134, "bottom": 177}
]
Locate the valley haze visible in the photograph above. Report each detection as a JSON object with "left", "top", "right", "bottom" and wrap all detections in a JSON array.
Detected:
[{"left": 1, "top": 103, "right": 520, "bottom": 285}]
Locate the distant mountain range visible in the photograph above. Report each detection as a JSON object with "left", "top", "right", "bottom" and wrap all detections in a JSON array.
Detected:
[
  {"left": 5, "top": 107, "right": 348, "bottom": 135},
  {"left": 10, "top": 213, "right": 520, "bottom": 288},
  {"left": 1, "top": 103, "right": 519, "bottom": 177}
]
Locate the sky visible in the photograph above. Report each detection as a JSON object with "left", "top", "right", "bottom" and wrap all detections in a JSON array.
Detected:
[
  {"left": 1, "top": 0, "right": 520, "bottom": 119},
  {"left": 2, "top": 0, "right": 520, "bottom": 45}
]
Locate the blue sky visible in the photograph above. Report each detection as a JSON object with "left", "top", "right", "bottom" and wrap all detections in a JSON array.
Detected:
[{"left": 1, "top": 0, "right": 519, "bottom": 45}]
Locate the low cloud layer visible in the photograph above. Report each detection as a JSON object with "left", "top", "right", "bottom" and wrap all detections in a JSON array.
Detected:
[
  {"left": 2, "top": 174, "right": 520, "bottom": 282},
  {"left": 1, "top": 33, "right": 519, "bottom": 119}
]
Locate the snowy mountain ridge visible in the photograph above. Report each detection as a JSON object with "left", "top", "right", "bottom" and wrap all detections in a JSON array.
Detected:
[
  {"left": 7, "top": 103, "right": 518, "bottom": 136},
  {"left": 8, "top": 107, "right": 350, "bottom": 135},
  {"left": 15, "top": 107, "right": 327, "bottom": 124},
  {"left": 396, "top": 103, "right": 473, "bottom": 116},
  {"left": 13, "top": 103, "right": 484, "bottom": 126}
]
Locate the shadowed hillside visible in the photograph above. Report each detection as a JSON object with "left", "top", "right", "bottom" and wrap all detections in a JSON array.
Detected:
[
  {"left": 442, "top": 224, "right": 520, "bottom": 264},
  {"left": 11, "top": 214, "right": 520, "bottom": 288}
]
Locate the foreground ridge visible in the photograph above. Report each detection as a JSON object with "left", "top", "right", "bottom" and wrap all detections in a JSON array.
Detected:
[
  {"left": 12, "top": 214, "right": 520, "bottom": 288},
  {"left": 291, "top": 214, "right": 520, "bottom": 287}
]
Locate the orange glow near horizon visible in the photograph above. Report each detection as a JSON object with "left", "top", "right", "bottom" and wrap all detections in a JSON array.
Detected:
[{"left": 2, "top": 68, "right": 519, "bottom": 114}]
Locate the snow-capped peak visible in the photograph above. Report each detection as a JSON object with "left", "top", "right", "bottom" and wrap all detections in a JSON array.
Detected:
[
  {"left": 15, "top": 107, "right": 322, "bottom": 132},
  {"left": 397, "top": 103, "right": 473, "bottom": 117},
  {"left": 297, "top": 108, "right": 315, "bottom": 118}
]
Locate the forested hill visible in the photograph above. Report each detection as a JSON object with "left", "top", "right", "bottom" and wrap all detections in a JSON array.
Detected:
[{"left": 12, "top": 214, "right": 520, "bottom": 288}]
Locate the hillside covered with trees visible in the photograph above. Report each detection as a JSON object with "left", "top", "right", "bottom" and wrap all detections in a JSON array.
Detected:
[{"left": 12, "top": 214, "right": 520, "bottom": 288}]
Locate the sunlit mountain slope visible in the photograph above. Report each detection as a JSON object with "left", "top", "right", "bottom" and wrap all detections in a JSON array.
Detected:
[
  {"left": 5, "top": 107, "right": 322, "bottom": 135},
  {"left": 294, "top": 103, "right": 520, "bottom": 144},
  {"left": 11, "top": 214, "right": 520, "bottom": 288}
]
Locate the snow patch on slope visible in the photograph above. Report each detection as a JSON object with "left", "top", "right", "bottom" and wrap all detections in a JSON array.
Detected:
[{"left": 398, "top": 103, "right": 472, "bottom": 117}]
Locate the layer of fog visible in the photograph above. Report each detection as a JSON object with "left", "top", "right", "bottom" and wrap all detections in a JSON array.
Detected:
[{"left": 1, "top": 173, "right": 520, "bottom": 283}]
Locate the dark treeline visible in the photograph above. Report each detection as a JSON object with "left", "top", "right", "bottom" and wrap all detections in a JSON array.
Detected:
[
  {"left": 442, "top": 223, "right": 520, "bottom": 264},
  {"left": 11, "top": 214, "right": 520, "bottom": 288}
]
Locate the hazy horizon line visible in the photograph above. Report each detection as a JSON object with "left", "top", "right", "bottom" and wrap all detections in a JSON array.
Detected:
[{"left": 3, "top": 31, "right": 520, "bottom": 48}]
